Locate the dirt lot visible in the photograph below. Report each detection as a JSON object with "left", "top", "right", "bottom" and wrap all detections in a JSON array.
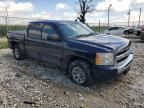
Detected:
[{"left": 0, "top": 36, "right": 144, "bottom": 108}]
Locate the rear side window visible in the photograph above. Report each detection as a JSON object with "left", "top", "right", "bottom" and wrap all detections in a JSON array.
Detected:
[
  {"left": 119, "top": 27, "right": 124, "bottom": 29},
  {"left": 42, "top": 25, "right": 58, "bottom": 40},
  {"left": 109, "top": 27, "right": 119, "bottom": 30},
  {"left": 28, "top": 24, "right": 42, "bottom": 39},
  {"left": 114, "top": 27, "right": 119, "bottom": 30},
  {"left": 108, "top": 27, "right": 114, "bottom": 31}
]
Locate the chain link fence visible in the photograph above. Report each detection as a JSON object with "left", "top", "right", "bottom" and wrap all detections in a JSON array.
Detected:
[
  {"left": 0, "top": 15, "right": 144, "bottom": 37},
  {"left": 0, "top": 16, "right": 41, "bottom": 37},
  {"left": 88, "top": 20, "right": 144, "bottom": 33}
]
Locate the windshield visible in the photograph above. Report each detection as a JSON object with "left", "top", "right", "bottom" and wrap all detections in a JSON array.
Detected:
[{"left": 58, "top": 22, "right": 95, "bottom": 38}]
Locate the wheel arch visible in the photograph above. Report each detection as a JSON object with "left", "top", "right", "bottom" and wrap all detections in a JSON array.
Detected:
[
  {"left": 11, "top": 41, "right": 18, "bottom": 49},
  {"left": 65, "top": 55, "right": 92, "bottom": 74}
]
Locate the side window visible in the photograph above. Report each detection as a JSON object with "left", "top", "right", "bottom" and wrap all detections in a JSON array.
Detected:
[
  {"left": 114, "top": 27, "right": 119, "bottom": 30},
  {"left": 108, "top": 27, "right": 114, "bottom": 31},
  {"left": 28, "top": 24, "right": 42, "bottom": 39},
  {"left": 42, "top": 25, "right": 58, "bottom": 40},
  {"left": 117, "top": 27, "right": 121, "bottom": 29},
  {"left": 110, "top": 27, "right": 117, "bottom": 30}
]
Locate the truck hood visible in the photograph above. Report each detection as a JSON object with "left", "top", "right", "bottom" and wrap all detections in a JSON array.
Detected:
[{"left": 74, "top": 34, "right": 130, "bottom": 51}]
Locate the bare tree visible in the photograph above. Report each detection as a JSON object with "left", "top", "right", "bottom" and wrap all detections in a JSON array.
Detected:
[{"left": 76, "top": 0, "right": 95, "bottom": 23}]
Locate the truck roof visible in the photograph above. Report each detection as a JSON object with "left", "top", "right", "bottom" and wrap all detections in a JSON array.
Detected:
[{"left": 30, "top": 20, "right": 77, "bottom": 24}]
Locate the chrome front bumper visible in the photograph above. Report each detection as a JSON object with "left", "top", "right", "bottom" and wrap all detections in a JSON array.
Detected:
[{"left": 117, "top": 54, "right": 133, "bottom": 74}]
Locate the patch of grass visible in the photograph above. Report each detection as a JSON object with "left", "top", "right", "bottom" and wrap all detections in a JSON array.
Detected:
[
  {"left": 0, "top": 37, "right": 7, "bottom": 42},
  {"left": 0, "top": 25, "right": 27, "bottom": 37},
  {"left": 90, "top": 26, "right": 107, "bottom": 33},
  {"left": 0, "top": 38, "right": 8, "bottom": 49}
]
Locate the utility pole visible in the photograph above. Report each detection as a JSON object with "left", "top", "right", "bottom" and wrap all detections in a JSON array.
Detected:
[
  {"left": 99, "top": 20, "right": 100, "bottom": 33},
  {"left": 108, "top": 4, "right": 112, "bottom": 28},
  {"left": 128, "top": 9, "right": 131, "bottom": 27},
  {"left": 5, "top": 7, "right": 8, "bottom": 33},
  {"left": 0, "top": 0, "right": 9, "bottom": 33},
  {"left": 138, "top": 8, "right": 141, "bottom": 27}
]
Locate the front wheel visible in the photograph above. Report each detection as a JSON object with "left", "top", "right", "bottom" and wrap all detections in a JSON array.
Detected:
[
  {"left": 68, "top": 60, "right": 94, "bottom": 86},
  {"left": 13, "top": 45, "right": 25, "bottom": 60}
]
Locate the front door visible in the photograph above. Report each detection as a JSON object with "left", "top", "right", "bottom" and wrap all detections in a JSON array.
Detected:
[{"left": 40, "top": 23, "right": 64, "bottom": 66}]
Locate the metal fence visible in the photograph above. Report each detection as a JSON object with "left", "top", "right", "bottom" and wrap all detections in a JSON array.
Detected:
[
  {"left": 0, "top": 16, "right": 42, "bottom": 37},
  {"left": 0, "top": 15, "right": 144, "bottom": 37}
]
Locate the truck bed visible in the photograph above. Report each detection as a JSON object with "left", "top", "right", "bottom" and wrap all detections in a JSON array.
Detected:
[
  {"left": 7, "top": 30, "right": 26, "bottom": 49},
  {"left": 8, "top": 30, "right": 26, "bottom": 34},
  {"left": 8, "top": 30, "right": 26, "bottom": 36},
  {"left": 7, "top": 30, "right": 26, "bottom": 40}
]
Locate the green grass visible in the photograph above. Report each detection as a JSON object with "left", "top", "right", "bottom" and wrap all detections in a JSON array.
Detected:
[
  {"left": 90, "top": 26, "right": 107, "bottom": 33},
  {"left": 0, "top": 25, "right": 27, "bottom": 37},
  {"left": 0, "top": 38, "right": 8, "bottom": 49}
]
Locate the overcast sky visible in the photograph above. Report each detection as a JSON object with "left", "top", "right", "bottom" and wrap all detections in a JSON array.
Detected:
[{"left": 0, "top": 0, "right": 144, "bottom": 24}]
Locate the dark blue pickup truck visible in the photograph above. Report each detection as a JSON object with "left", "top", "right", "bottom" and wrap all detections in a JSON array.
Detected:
[{"left": 7, "top": 20, "right": 133, "bottom": 86}]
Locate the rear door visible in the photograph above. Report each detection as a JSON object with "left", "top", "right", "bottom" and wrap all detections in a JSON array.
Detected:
[
  {"left": 25, "top": 23, "right": 42, "bottom": 59},
  {"left": 40, "top": 23, "right": 64, "bottom": 66}
]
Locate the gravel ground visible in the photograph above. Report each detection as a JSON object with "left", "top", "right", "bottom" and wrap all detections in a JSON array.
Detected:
[{"left": 0, "top": 38, "right": 144, "bottom": 108}]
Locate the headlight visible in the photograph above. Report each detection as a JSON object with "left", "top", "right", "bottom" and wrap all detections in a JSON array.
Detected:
[{"left": 95, "top": 53, "right": 114, "bottom": 65}]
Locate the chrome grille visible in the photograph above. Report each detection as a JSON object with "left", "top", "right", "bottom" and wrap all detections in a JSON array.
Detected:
[
  {"left": 117, "top": 49, "right": 130, "bottom": 62},
  {"left": 116, "top": 43, "right": 131, "bottom": 64}
]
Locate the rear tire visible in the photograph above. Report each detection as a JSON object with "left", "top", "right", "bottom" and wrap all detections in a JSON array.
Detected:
[
  {"left": 68, "top": 60, "right": 94, "bottom": 86},
  {"left": 13, "top": 45, "right": 25, "bottom": 60}
]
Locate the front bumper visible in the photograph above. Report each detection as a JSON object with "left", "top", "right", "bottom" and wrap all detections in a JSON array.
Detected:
[{"left": 91, "top": 54, "right": 133, "bottom": 80}]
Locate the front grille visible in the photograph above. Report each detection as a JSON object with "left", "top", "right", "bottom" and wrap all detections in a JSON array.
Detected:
[
  {"left": 117, "top": 54, "right": 129, "bottom": 63},
  {"left": 116, "top": 43, "right": 131, "bottom": 64}
]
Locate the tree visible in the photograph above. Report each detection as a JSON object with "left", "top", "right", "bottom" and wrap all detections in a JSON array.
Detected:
[{"left": 76, "top": 0, "right": 95, "bottom": 23}]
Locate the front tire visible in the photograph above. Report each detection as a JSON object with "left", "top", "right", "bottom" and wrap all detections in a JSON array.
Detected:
[
  {"left": 13, "top": 45, "right": 25, "bottom": 60},
  {"left": 68, "top": 60, "right": 94, "bottom": 86}
]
